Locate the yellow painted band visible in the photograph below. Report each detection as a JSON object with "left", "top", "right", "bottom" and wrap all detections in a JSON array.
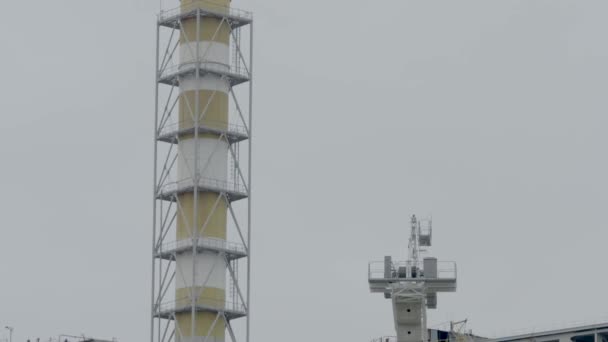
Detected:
[
  {"left": 176, "top": 287, "right": 225, "bottom": 304},
  {"left": 180, "top": 18, "right": 230, "bottom": 45},
  {"left": 175, "top": 286, "right": 226, "bottom": 338},
  {"left": 179, "top": 90, "right": 229, "bottom": 132},
  {"left": 177, "top": 192, "right": 227, "bottom": 240},
  {"left": 176, "top": 312, "right": 225, "bottom": 339}
]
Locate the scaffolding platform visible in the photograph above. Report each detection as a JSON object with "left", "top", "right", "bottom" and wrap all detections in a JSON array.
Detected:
[
  {"left": 159, "top": 62, "right": 250, "bottom": 87},
  {"left": 156, "top": 178, "right": 248, "bottom": 202},
  {"left": 154, "top": 298, "right": 247, "bottom": 321},
  {"left": 157, "top": 121, "right": 249, "bottom": 144},
  {"left": 158, "top": 2, "right": 253, "bottom": 29},
  {"left": 368, "top": 260, "right": 457, "bottom": 293},
  {"left": 155, "top": 238, "right": 247, "bottom": 261}
]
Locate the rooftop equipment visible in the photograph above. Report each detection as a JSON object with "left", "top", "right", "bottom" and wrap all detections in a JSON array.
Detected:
[{"left": 368, "top": 215, "right": 457, "bottom": 342}]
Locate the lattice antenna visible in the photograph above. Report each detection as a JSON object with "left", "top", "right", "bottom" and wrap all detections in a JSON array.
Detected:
[{"left": 408, "top": 215, "right": 420, "bottom": 266}]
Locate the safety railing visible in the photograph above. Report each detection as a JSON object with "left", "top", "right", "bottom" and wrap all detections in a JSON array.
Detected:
[
  {"left": 368, "top": 260, "right": 457, "bottom": 280},
  {"left": 371, "top": 337, "right": 456, "bottom": 342},
  {"left": 158, "top": 176, "right": 247, "bottom": 196},
  {"left": 158, "top": 119, "right": 249, "bottom": 139},
  {"left": 157, "top": 296, "right": 246, "bottom": 314},
  {"left": 419, "top": 220, "right": 432, "bottom": 237},
  {"left": 158, "top": 237, "right": 247, "bottom": 255},
  {"left": 370, "top": 337, "right": 396, "bottom": 342},
  {"left": 159, "top": 61, "right": 249, "bottom": 82},
  {"left": 487, "top": 316, "right": 608, "bottom": 340},
  {"left": 159, "top": 1, "right": 253, "bottom": 23}
]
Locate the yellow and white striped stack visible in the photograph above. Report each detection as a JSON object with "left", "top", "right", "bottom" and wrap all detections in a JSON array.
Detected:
[{"left": 175, "top": 1, "right": 232, "bottom": 341}]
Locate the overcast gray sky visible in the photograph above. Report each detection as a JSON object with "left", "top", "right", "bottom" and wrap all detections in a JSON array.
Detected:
[{"left": 1, "top": 1, "right": 607, "bottom": 342}]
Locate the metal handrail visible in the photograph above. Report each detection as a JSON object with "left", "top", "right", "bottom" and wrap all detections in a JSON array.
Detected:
[
  {"left": 368, "top": 260, "right": 457, "bottom": 280},
  {"left": 158, "top": 237, "right": 246, "bottom": 255},
  {"left": 159, "top": 1, "right": 253, "bottom": 22},
  {"left": 158, "top": 119, "right": 248, "bottom": 138},
  {"left": 159, "top": 176, "right": 247, "bottom": 196},
  {"left": 160, "top": 61, "right": 249, "bottom": 81},
  {"left": 371, "top": 337, "right": 455, "bottom": 342},
  {"left": 157, "top": 296, "right": 246, "bottom": 314},
  {"left": 370, "top": 337, "right": 396, "bottom": 342},
  {"left": 488, "top": 316, "right": 608, "bottom": 340}
]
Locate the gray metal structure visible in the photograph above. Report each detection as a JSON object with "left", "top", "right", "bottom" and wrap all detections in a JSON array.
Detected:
[
  {"left": 493, "top": 322, "right": 608, "bottom": 342},
  {"left": 151, "top": 3, "right": 253, "bottom": 342},
  {"left": 4, "top": 327, "right": 13, "bottom": 342},
  {"left": 369, "top": 216, "right": 457, "bottom": 342}
]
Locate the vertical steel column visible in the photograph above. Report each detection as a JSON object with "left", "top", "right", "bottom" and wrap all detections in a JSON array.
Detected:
[
  {"left": 152, "top": 22, "right": 160, "bottom": 342},
  {"left": 245, "top": 22, "right": 253, "bottom": 342},
  {"left": 190, "top": 8, "right": 201, "bottom": 341}
]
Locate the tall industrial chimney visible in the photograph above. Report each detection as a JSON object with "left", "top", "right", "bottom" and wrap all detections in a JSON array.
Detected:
[{"left": 152, "top": 2, "right": 253, "bottom": 342}]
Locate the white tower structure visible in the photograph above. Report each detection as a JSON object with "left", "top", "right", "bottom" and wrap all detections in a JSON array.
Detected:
[
  {"left": 368, "top": 216, "right": 457, "bottom": 342},
  {"left": 151, "top": 2, "right": 253, "bottom": 342}
]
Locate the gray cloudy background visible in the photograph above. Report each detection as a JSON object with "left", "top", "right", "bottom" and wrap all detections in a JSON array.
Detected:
[{"left": 0, "top": 0, "right": 607, "bottom": 342}]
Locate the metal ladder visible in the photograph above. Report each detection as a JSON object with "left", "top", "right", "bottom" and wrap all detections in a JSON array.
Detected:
[{"left": 231, "top": 27, "right": 241, "bottom": 74}]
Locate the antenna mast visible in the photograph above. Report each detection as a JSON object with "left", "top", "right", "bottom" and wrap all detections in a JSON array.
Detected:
[{"left": 368, "top": 214, "right": 455, "bottom": 342}]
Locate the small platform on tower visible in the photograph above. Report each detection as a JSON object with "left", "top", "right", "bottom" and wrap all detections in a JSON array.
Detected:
[
  {"left": 159, "top": 62, "right": 250, "bottom": 87},
  {"left": 156, "top": 177, "right": 248, "bottom": 202},
  {"left": 368, "top": 257, "right": 457, "bottom": 294},
  {"left": 154, "top": 297, "right": 247, "bottom": 321},
  {"left": 155, "top": 238, "right": 248, "bottom": 261},
  {"left": 158, "top": 1, "right": 253, "bottom": 29},
  {"left": 157, "top": 121, "right": 249, "bottom": 145}
]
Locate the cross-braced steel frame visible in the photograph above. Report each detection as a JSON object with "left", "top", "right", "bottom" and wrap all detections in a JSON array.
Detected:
[{"left": 151, "top": 4, "right": 253, "bottom": 342}]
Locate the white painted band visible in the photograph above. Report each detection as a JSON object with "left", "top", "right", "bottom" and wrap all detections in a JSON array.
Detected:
[
  {"left": 180, "top": 41, "right": 229, "bottom": 67},
  {"left": 175, "top": 251, "right": 226, "bottom": 290},
  {"left": 178, "top": 137, "right": 229, "bottom": 183},
  {"left": 180, "top": 75, "right": 230, "bottom": 93}
]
